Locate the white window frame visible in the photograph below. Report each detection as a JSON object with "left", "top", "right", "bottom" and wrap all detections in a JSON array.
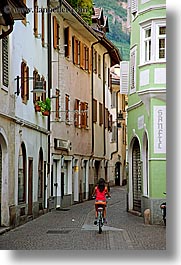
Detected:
[{"left": 140, "top": 20, "right": 166, "bottom": 65}]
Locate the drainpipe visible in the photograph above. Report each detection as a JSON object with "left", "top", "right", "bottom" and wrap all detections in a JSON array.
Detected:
[
  {"left": 111, "top": 90, "right": 119, "bottom": 160},
  {"left": 47, "top": 0, "right": 52, "bottom": 195},
  {"left": 103, "top": 52, "right": 109, "bottom": 156},
  {"left": 91, "top": 40, "right": 101, "bottom": 155}
]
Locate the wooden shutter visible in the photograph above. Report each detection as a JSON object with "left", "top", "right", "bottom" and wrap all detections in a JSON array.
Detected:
[
  {"left": 55, "top": 89, "right": 60, "bottom": 119},
  {"left": 25, "top": 66, "right": 29, "bottom": 100},
  {"left": 99, "top": 103, "right": 103, "bottom": 125},
  {"left": 130, "top": 49, "right": 136, "bottom": 91},
  {"left": 41, "top": 11, "right": 45, "bottom": 46},
  {"left": 80, "top": 42, "right": 84, "bottom": 69},
  {"left": 93, "top": 99, "right": 97, "bottom": 123},
  {"left": 120, "top": 61, "right": 129, "bottom": 94},
  {"left": 65, "top": 94, "right": 69, "bottom": 121},
  {"left": 105, "top": 108, "right": 108, "bottom": 128},
  {"left": 34, "top": 0, "right": 38, "bottom": 37},
  {"left": 21, "top": 61, "right": 26, "bottom": 100},
  {"left": 53, "top": 16, "right": 58, "bottom": 49},
  {"left": 131, "top": 0, "right": 138, "bottom": 14}
]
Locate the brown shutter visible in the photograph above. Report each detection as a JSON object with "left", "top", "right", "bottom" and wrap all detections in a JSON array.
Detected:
[
  {"left": 93, "top": 99, "right": 97, "bottom": 123},
  {"left": 21, "top": 61, "right": 25, "bottom": 100},
  {"left": 65, "top": 94, "right": 69, "bottom": 121},
  {"left": 42, "top": 11, "right": 45, "bottom": 46},
  {"left": 56, "top": 89, "right": 60, "bottom": 119},
  {"left": 34, "top": 0, "right": 38, "bottom": 37},
  {"left": 80, "top": 42, "right": 84, "bottom": 69},
  {"left": 26, "top": 66, "right": 29, "bottom": 100},
  {"left": 53, "top": 16, "right": 57, "bottom": 49}
]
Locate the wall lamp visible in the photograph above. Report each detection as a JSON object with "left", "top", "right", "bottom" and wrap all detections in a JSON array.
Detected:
[{"left": 14, "top": 76, "right": 46, "bottom": 97}]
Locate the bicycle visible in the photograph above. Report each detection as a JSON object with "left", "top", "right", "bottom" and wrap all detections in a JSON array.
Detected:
[{"left": 93, "top": 197, "right": 110, "bottom": 234}]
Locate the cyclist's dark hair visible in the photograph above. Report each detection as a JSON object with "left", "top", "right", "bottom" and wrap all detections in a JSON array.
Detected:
[{"left": 97, "top": 178, "right": 105, "bottom": 192}]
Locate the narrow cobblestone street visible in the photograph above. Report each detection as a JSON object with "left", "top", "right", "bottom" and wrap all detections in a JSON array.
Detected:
[{"left": 0, "top": 187, "right": 166, "bottom": 250}]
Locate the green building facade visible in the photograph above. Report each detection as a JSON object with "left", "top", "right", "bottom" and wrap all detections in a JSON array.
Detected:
[{"left": 127, "top": 0, "right": 166, "bottom": 224}]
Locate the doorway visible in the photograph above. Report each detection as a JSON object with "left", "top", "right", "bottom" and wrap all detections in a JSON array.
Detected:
[{"left": 28, "top": 158, "right": 33, "bottom": 215}]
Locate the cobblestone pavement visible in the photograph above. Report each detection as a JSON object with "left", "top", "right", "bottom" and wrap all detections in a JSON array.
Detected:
[{"left": 0, "top": 186, "right": 166, "bottom": 250}]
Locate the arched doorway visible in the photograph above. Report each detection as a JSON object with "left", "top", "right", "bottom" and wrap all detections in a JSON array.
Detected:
[
  {"left": 18, "top": 142, "right": 27, "bottom": 204},
  {"left": 132, "top": 138, "right": 142, "bottom": 212},
  {"left": 115, "top": 162, "right": 121, "bottom": 186}
]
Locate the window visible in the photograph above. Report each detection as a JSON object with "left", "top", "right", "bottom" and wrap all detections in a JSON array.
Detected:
[
  {"left": 53, "top": 16, "right": 59, "bottom": 49},
  {"left": 34, "top": 0, "right": 38, "bottom": 37},
  {"left": 2, "top": 34, "right": 9, "bottom": 88},
  {"left": 64, "top": 27, "right": 70, "bottom": 57},
  {"left": 74, "top": 99, "right": 80, "bottom": 127},
  {"left": 144, "top": 27, "right": 151, "bottom": 62},
  {"left": 81, "top": 102, "right": 88, "bottom": 128},
  {"left": 93, "top": 99, "right": 97, "bottom": 123},
  {"left": 21, "top": 61, "right": 29, "bottom": 103},
  {"left": 140, "top": 21, "right": 166, "bottom": 64},
  {"left": 99, "top": 102, "right": 103, "bottom": 125},
  {"left": 158, "top": 26, "right": 166, "bottom": 59},
  {"left": 80, "top": 43, "right": 89, "bottom": 71}
]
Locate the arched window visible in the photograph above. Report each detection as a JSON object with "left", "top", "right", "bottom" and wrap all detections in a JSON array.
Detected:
[{"left": 18, "top": 143, "right": 26, "bottom": 203}]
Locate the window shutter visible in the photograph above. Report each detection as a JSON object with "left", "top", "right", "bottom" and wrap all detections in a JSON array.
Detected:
[
  {"left": 80, "top": 42, "right": 84, "bottom": 69},
  {"left": 65, "top": 94, "right": 69, "bottom": 121},
  {"left": 120, "top": 61, "right": 129, "bottom": 94},
  {"left": 26, "top": 66, "right": 29, "bottom": 100},
  {"left": 56, "top": 89, "right": 60, "bottom": 119},
  {"left": 53, "top": 16, "right": 58, "bottom": 49},
  {"left": 34, "top": 0, "right": 38, "bottom": 37},
  {"left": 41, "top": 11, "right": 45, "bottom": 46},
  {"left": 130, "top": 49, "right": 136, "bottom": 91},
  {"left": 93, "top": 99, "right": 97, "bottom": 123},
  {"left": 88, "top": 48, "right": 91, "bottom": 73},
  {"left": 131, "top": 0, "right": 138, "bottom": 14},
  {"left": 21, "top": 62, "right": 26, "bottom": 100},
  {"left": 99, "top": 102, "right": 103, "bottom": 125},
  {"left": 2, "top": 35, "right": 9, "bottom": 87},
  {"left": 105, "top": 108, "right": 108, "bottom": 128}
]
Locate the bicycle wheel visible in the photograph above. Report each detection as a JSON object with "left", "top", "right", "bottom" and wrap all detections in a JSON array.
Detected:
[{"left": 98, "top": 219, "right": 102, "bottom": 234}]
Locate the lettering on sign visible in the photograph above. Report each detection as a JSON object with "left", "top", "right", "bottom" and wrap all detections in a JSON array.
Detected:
[{"left": 154, "top": 106, "right": 166, "bottom": 153}]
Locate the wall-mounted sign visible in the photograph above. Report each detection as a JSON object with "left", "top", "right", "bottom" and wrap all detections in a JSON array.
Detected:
[{"left": 153, "top": 106, "right": 166, "bottom": 153}]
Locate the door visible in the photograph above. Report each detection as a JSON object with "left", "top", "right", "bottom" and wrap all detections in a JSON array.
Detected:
[
  {"left": 115, "top": 162, "right": 120, "bottom": 186},
  {"left": 132, "top": 138, "right": 142, "bottom": 212},
  {"left": 28, "top": 158, "right": 33, "bottom": 215}
]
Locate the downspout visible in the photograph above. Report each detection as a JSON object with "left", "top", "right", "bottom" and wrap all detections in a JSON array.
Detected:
[
  {"left": 0, "top": 24, "right": 13, "bottom": 39},
  {"left": 103, "top": 51, "right": 109, "bottom": 156},
  {"left": 47, "top": 0, "right": 52, "bottom": 195},
  {"left": 91, "top": 40, "right": 101, "bottom": 155},
  {"left": 111, "top": 90, "right": 119, "bottom": 160}
]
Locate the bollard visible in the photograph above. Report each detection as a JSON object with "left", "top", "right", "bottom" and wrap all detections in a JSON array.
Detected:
[{"left": 144, "top": 208, "right": 150, "bottom": 225}]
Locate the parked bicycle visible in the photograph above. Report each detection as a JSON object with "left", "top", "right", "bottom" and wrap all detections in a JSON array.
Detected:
[{"left": 160, "top": 192, "right": 166, "bottom": 226}]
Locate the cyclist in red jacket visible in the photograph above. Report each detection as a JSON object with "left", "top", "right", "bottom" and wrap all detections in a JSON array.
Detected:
[{"left": 92, "top": 178, "right": 111, "bottom": 225}]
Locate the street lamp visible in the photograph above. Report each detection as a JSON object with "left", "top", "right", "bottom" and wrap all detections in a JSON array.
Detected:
[{"left": 15, "top": 76, "right": 46, "bottom": 96}]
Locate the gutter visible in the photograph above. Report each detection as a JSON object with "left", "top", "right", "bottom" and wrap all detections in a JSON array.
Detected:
[
  {"left": 91, "top": 40, "right": 101, "bottom": 155},
  {"left": 103, "top": 51, "right": 109, "bottom": 156},
  {"left": 110, "top": 90, "right": 119, "bottom": 160},
  {"left": 47, "top": 0, "right": 52, "bottom": 195}
]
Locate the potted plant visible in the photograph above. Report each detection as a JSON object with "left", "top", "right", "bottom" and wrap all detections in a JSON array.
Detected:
[
  {"left": 34, "top": 101, "right": 41, "bottom": 112},
  {"left": 37, "top": 98, "right": 51, "bottom": 116}
]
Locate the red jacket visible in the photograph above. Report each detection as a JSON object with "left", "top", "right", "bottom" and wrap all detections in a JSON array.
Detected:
[{"left": 95, "top": 186, "right": 108, "bottom": 201}]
